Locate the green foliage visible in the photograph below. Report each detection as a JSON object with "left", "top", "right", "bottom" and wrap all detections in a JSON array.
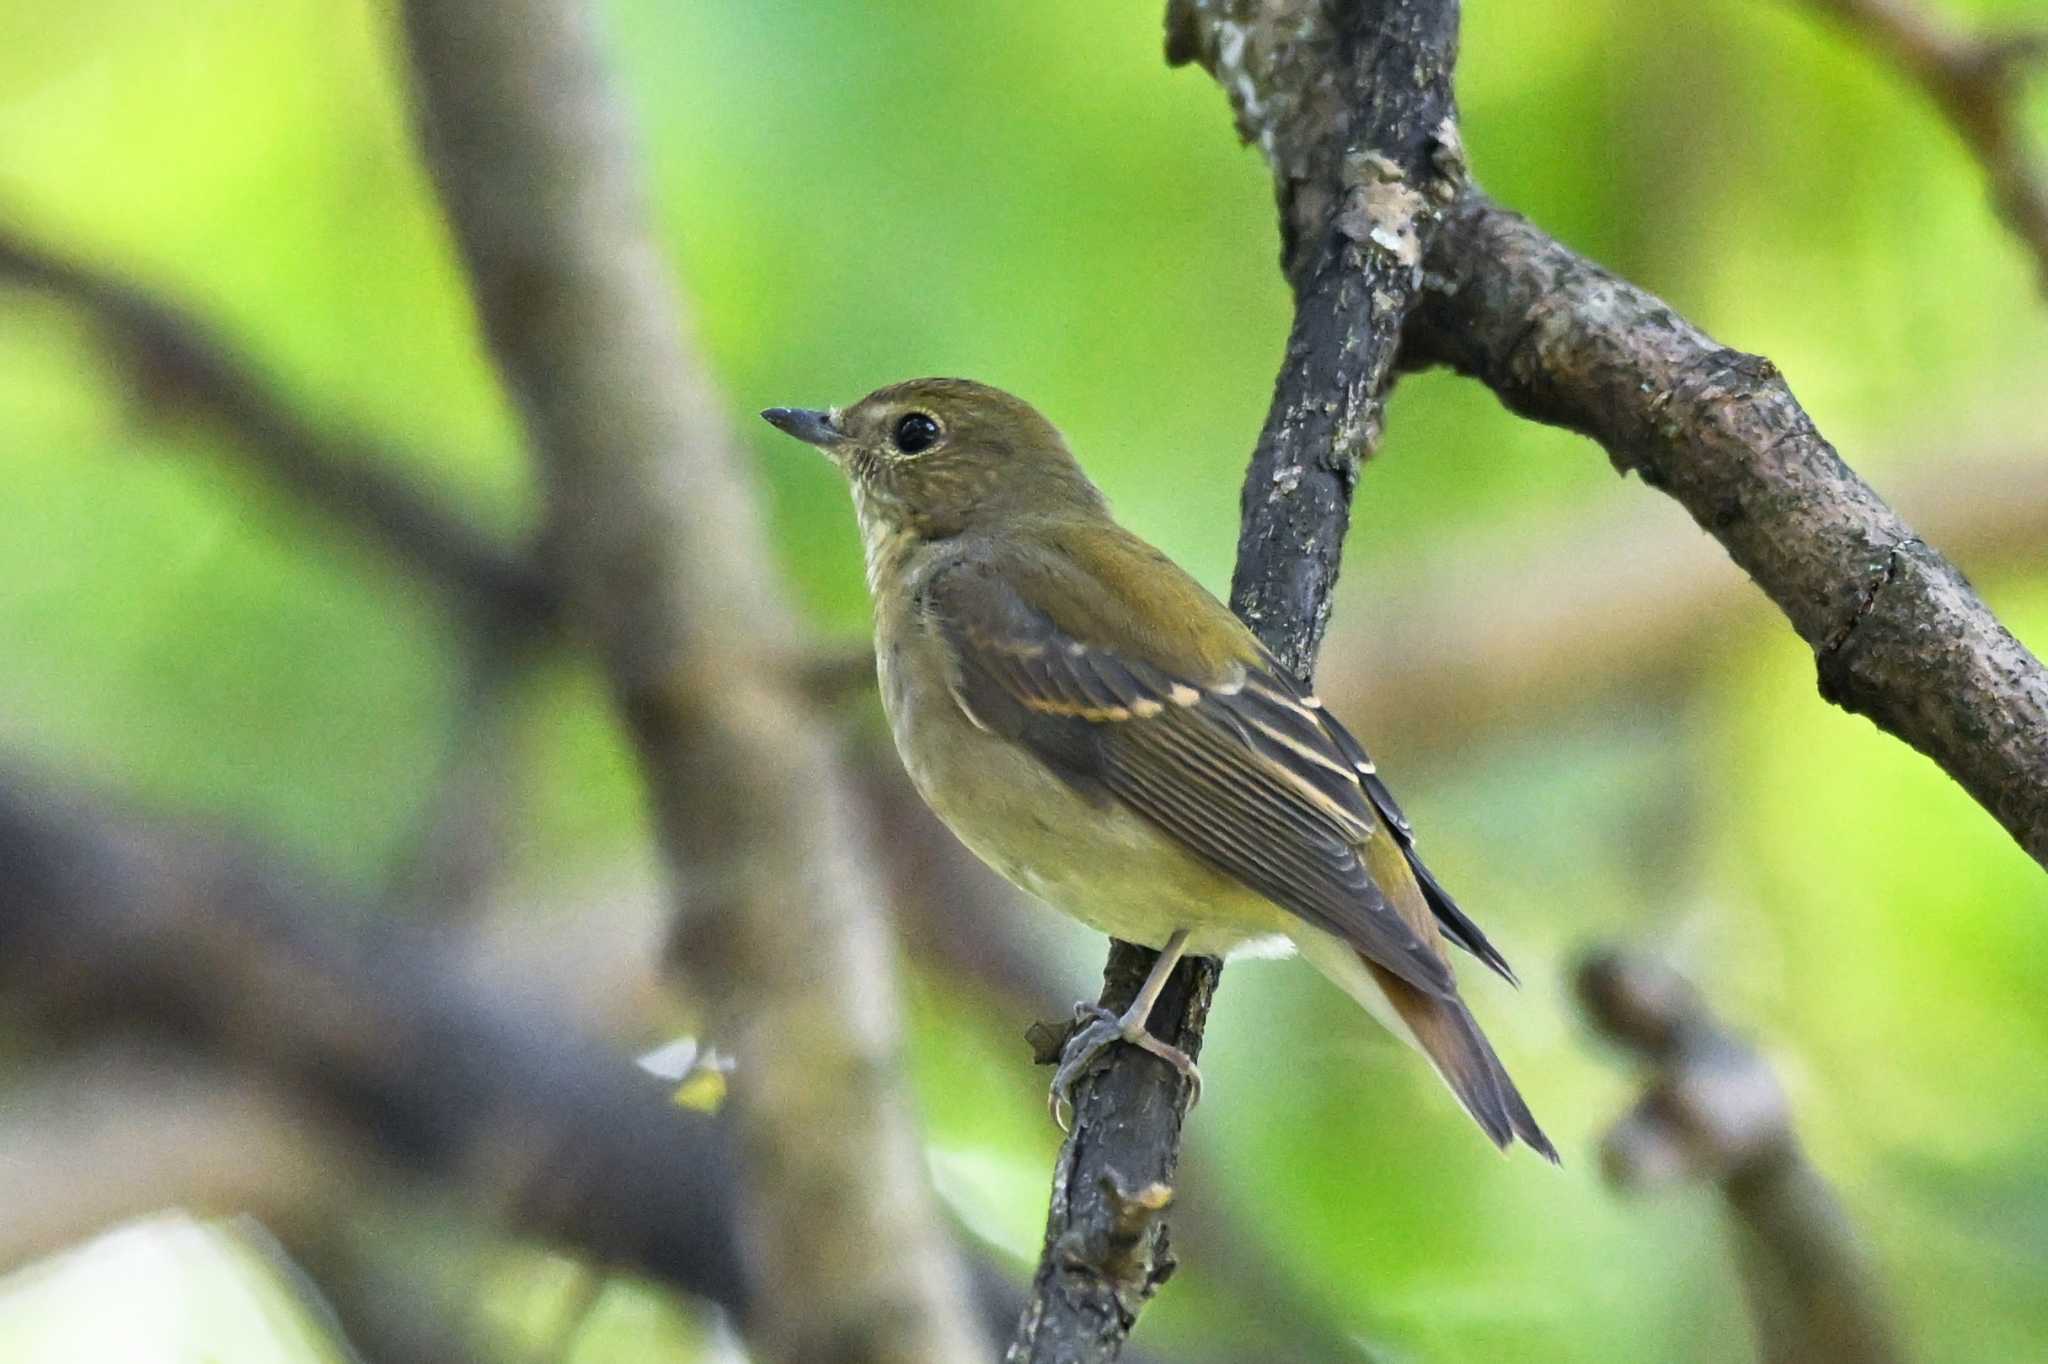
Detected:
[{"left": 0, "top": 0, "right": 2044, "bottom": 1360}]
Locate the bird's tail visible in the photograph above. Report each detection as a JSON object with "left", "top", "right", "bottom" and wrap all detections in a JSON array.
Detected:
[
  {"left": 1296, "top": 928, "right": 1555, "bottom": 1160},
  {"left": 1363, "top": 959, "right": 1558, "bottom": 1161}
]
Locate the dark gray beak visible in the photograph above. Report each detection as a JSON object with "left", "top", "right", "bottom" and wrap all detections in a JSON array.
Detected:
[{"left": 760, "top": 407, "right": 844, "bottom": 448}]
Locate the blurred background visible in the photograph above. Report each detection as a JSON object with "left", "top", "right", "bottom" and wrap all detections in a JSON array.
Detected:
[{"left": 2, "top": 0, "right": 2046, "bottom": 1361}]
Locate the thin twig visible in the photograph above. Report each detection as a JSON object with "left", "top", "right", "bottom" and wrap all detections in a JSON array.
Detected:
[
  {"left": 0, "top": 226, "right": 555, "bottom": 632},
  {"left": 1578, "top": 949, "right": 1906, "bottom": 1364},
  {"left": 397, "top": 2, "right": 988, "bottom": 1359},
  {"left": 1804, "top": 0, "right": 2048, "bottom": 291}
]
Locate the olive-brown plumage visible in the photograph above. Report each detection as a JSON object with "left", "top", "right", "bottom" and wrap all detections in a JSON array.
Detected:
[{"left": 763, "top": 378, "right": 1553, "bottom": 1159}]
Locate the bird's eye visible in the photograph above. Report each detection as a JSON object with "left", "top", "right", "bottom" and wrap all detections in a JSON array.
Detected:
[{"left": 893, "top": 412, "right": 940, "bottom": 454}]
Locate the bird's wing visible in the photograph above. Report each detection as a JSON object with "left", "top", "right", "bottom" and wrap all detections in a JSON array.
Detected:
[
  {"left": 1307, "top": 705, "right": 1518, "bottom": 986},
  {"left": 917, "top": 553, "right": 1456, "bottom": 999}
]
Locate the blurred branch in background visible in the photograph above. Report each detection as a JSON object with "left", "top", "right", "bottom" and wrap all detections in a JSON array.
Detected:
[
  {"left": 0, "top": 780, "right": 749, "bottom": 1313},
  {"left": 397, "top": 0, "right": 986, "bottom": 1359},
  {"left": 9, "top": 210, "right": 2039, "bottom": 779},
  {"left": 0, "top": 225, "right": 556, "bottom": 636},
  {"left": 1406, "top": 199, "right": 2048, "bottom": 869},
  {"left": 0, "top": 1048, "right": 362, "bottom": 1276},
  {"left": 1335, "top": 442, "right": 2048, "bottom": 747},
  {"left": 0, "top": 778, "right": 1240, "bottom": 1364},
  {"left": 0, "top": 224, "right": 555, "bottom": 923},
  {"left": 1003, "top": 3, "right": 1466, "bottom": 1359},
  {"left": 1578, "top": 948, "right": 1907, "bottom": 1364},
  {"left": 1801, "top": 0, "right": 2048, "bottom": 291},
  {"left": 0, "top": 1052, "right": 495, "bottom": 1364}
]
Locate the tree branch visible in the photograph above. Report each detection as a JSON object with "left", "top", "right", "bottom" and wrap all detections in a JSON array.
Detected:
[
  {"left": 1325, "top": 440, "right": 2048, "bottom": 748},
  {"left": 0, "top": 226, "right": 554, "bottom": 634},
  {"left": 1803, "top": 0, "right": 2048, "bottom": 291},
  {"left": 1140, "top": 1, "right": 2048, "bottom": 874},
  {"left": 396, "top": 2, "right": 987, "bottom": 1360},
  {"left": 1578, "top": 949, "right": 1905, "bottom": 1364},
  {"left": 1405, "top": 193, "right": 2048, "bottom": 868},
  {"left": 0, "top": 778, "right": 1233, "bottom": 1364},
  {"left": 0, "top": 780, "right": 751, "bottom": 1312},
  {"left": 1007, "top": 4, "right": 1466, "bottom": 1359}
]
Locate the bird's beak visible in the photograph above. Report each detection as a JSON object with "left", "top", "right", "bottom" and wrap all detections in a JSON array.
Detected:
[{"left": 760, "top": 406, "right": 845, "bottom": 449}]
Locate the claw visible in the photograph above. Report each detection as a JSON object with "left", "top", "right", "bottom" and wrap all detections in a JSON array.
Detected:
[
  {"left": 1048, "top": 1004, "right": 1122, "bottom": 1131},
  {"left": 1045, "top": 999, "right": 1204, "bottom": 1131}
]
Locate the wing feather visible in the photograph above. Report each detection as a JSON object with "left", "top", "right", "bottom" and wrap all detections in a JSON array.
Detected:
[
  {"left": 920, "top": 556, "right": 1456, "bottom": 999},
  {"left": 1311, "top": 705, "right": 1519, "bottom": 985}
]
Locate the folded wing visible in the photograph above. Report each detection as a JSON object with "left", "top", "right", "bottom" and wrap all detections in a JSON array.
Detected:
[{"left": 918, "top": 554, "right": 1457, "bottom": 999}]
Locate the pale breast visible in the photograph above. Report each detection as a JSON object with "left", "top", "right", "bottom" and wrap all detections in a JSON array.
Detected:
[{"left": 875, "top": 601, "right": 1293, "bottom": 958}]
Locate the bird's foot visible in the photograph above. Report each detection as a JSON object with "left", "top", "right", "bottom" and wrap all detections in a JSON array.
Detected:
[{"left": 1047, "top": 1000, "right": 1203, "bottom": 1131}]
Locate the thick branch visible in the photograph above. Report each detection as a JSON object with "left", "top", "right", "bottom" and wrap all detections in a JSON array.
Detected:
[
  {"left": 1805, "top": 0, "right": 2048, "bottom": 290},
  {"left": 1407, "top": 193, "right": 2048, "bottom": 867},
  {"left": 1579, "top": 950, "right": 1904, "bottom": 1364},
  {"left": 0, "top": 226, "right": 554, "bottom": 633},
  {"left": 1007, "top": 4, "right": 1465, "bottom": 1360},
  {"left": 397, "top": 2, "right": 987, "bottom": 1360}
]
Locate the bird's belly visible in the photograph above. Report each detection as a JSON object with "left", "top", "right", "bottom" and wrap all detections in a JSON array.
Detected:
[{"left": 882, "top": 648, "right": 1291, "bottom": 957}]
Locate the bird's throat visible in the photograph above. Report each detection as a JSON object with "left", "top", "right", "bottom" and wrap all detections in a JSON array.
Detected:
[{"left": 852, "top": 487, "right": 921, "bottom": 598}]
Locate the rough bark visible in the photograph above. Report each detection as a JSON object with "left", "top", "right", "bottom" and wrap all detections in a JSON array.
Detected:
[
  {"left": 398, "top": 2, "right": 988, "bottom": 1360},
  {"left": 1168, "top": 0, "right": 1467, "bottom": 674},
  {"left": 1008, "top": 4, "right": 1465, "bottom": 1359},
  {"left": 1149, "top": 0, "right": 2048, "bottom": 880},
  {"left": 1407, "top": 194, "right": 2048, "bottom": 867}
]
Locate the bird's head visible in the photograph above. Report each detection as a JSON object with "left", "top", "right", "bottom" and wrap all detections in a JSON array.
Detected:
[{"left": 762, "top": 377, "right": 1105, "bottom": 540}]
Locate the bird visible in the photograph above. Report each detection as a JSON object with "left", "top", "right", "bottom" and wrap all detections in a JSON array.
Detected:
[{"left": 762, "top": 378, "right": 1554, "bottom": 1159}]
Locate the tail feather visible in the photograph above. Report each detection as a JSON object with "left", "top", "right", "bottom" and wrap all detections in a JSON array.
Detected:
[
  {"left": 1406, "top": 848, "right": 1519, "bottom": 987},
  {"left": 1365, "top": 959, "right": 1558, "bottom": 1162}
]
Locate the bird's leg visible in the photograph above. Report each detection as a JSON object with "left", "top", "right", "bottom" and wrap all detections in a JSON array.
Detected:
[{"left": 1049, "top": 929, "right": 1203, "bottom": 1130}]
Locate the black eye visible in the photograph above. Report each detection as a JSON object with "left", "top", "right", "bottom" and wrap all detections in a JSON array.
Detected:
[{"left": 893, "top": 412, "right": 940, "bottom": 454}]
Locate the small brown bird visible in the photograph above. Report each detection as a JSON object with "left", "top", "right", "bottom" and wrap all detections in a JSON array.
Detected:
[{"left": 764, "top": 378, "right": 1553, "bottom": 1159}]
